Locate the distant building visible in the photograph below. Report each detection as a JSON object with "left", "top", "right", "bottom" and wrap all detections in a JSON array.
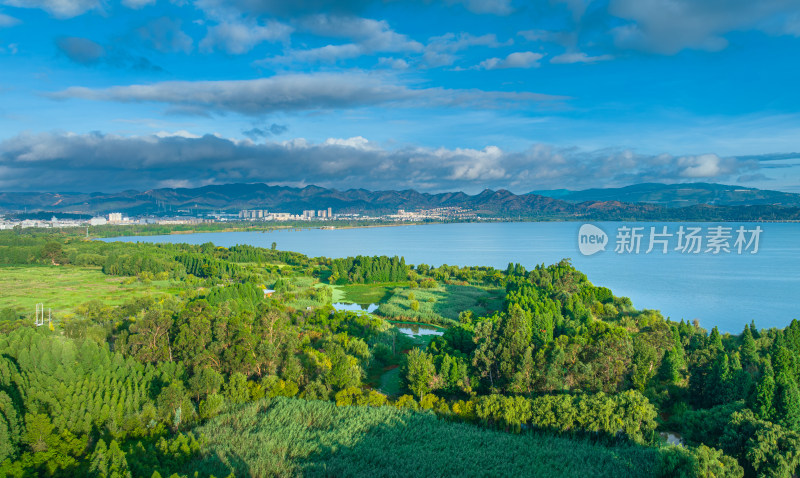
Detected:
[
  {"left": 156, "top": 218, "right": 203, "bottom": 225},
  {"left": 108, "top": 212, "right": 123, "bottom": 223},
  {"left": 90, "top": 217, "right": 107, "bottom": 226},
  {"left": 327, "top": 207, "right": 332, "bottom": 217},
  {"left": 239, "top": 209, "right": 268, "bottom": 220}
]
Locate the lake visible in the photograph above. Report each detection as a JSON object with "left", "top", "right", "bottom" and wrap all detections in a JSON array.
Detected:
[{"left": 104, "top": 222, "right": 800, "bottom": 333}]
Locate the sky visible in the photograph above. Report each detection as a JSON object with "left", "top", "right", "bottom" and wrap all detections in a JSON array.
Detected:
[{"left": 1, "top": 0, "right": 800, "bottom": 194}]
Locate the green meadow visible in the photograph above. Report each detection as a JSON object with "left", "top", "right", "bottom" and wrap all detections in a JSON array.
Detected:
[
  {"left": 378, "top": 284, "right": 504, "bottom": 322},
  {"left": 187, "top": 397, "right": 664, "bottom": 478},
  {"left": 0, "top": 265, "right": 179, "bottom": 316}
]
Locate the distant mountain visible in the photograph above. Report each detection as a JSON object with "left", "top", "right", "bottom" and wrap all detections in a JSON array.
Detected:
[
  {"left": 1, "top": 182, "right": 800, "bottom": 221},
  {"left": 532, "top": 183, "right": 800, "bottom": 208},
  {"left": 0, "top": 184, "right": 581, "bottom": 217}
]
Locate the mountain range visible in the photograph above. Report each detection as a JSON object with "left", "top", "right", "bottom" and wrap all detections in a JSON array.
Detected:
[
  {"left": 533, "top": 183, "right": 800, "bottom": 208},
  {"left": 2, "top": 182, "right": 800, "bottom": 221}
]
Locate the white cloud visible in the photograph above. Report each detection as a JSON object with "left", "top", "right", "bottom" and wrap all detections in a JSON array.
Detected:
[
  {"left": 0, "top": 0, "right": 101, "bottom": 19},
  {"left": 550, "top": 52, "right": 614, "bottom": 64},
  {"left": 784, "top": 13, "right": 800, "bottom": 35},
  {"left": 322, "top": 136, "right": 375, "bottom": 150},
  {"left": 0, "top": 42, "right": 18, "bottom": 54},
  {"left": 193, "top": 0, "right": 372, "bottom": 19},
  {"left": 609, "top": 0, "right": 800, "bottom": 54},
  {"left": 50, "top": 73, "right": 568, "bottom": 115},
  {"left": 479, "top": 51, "right": 543, "bottom": 70},
  {"left": 154, "top": 130, "right": 202, "bottom": 139},
  {"left": 272, "top": 43, "right": 363, "bottom": 63},
  {"left": 378, "top": 57, "right": 409, "bottom": 69},
  {"left": 423, "top": 32, "right": 510, "bottom": 67},
  {"left": 271, "top": 16, "right": 421, "bottom": 63},
  {"left": 678, "top": 154, "right": 737, "bottom": 178},
  {"left": 137, "top": 17, "right": 193, "bottom": 54},
  {"left": 553, "top": 0, "right": 593, "bottom": 20},
  {"left": 200, "top": 19, "right": 292, "bottom": 54},
  {"left": 448, "top": 0, "right": 513, "bottom": 15},
  {"left": 121, "top": 0, "right": 155, "bottom": 9},
  {"left": 0, "top": 12, "right": 20, "bottom": 27}
]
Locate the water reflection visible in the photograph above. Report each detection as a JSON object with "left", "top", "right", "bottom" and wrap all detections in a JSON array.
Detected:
[
  {"left": 395, "top": 324, "right": 444, "bottom": 337},
  {"left": 332, "top": 302, "right": 379, "bottom": 313}
]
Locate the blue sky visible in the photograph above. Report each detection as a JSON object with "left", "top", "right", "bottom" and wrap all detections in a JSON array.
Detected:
[{"left": 1, "top": 0, "right": 800, "bottom": 193}]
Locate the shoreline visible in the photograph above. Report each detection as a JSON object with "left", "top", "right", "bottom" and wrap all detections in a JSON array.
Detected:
[{"left": 95, "top": 217, "right": 800, "bottom": 240}]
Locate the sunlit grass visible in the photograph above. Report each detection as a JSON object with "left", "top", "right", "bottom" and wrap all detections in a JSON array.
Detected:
[
  {"left": 378, "top": 285, "right": 504, "bottom": 322},
  {"left": 188, "top": 397, "right": 663, "bottom": 478},
  {"left": 0, "top": 265, "right": 178, "bottom": 315}
]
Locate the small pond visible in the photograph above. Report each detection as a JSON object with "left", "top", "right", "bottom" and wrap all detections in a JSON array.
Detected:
[
  {"left": 659, "top": 432, "right": 684, "bottom": 446},
  {"left": 332, "top": 302, "right": 379, "bottom": 313},
  {"left": 394, "top": 323, "right": 445, "bottom": 337}
]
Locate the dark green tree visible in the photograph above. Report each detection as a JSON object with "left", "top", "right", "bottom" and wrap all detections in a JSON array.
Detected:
[
  {"left": 406, "top": 348, "right": 436, "bottom": 398},
  {"left": 750, "top": 362, "right": 776, "bottom": 421}
]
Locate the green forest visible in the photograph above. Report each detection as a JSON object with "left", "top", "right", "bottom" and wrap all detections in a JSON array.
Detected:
[{"left": 0, "top": 227, "right": 798, "bottom": 477}]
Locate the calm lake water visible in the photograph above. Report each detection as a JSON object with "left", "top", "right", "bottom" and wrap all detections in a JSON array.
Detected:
[
  {"left": 392, "top": 323, "right": 445, "bottom": 337},
  {"left": 105, "top": 222, "right": 800, "bottom": 333}
]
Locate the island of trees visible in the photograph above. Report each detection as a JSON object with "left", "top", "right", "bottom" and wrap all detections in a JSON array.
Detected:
[{"left": 0, "top": 227, "right": 798, "bottom": 477}]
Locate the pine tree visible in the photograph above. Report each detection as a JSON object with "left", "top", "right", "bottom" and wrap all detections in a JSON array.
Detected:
[
  {"left": 510, "top": 347, "right": 535, "bottom": 396},
  {"left": 660, "top": 336, "right": 687, "bottom": 385},
  {"left": 776, "top": 373, "right": 800, "bottom": 432},
  {"left": 773, "top": 345, "right": 797, "bottom": 384},
  {"left": 740, "top": 325, "right": 758, "bottom": 369},
  {"left": 729, "top": 351, "right": 750, "bottom": 402},
  {"left": 749, "top": 320, "right": 759, "bottom": 338},
  {"left": 749, "top": 361, "right": 776, "bottom": 420},
  {"left": 89, "top": 439, "right": 109, "bottom": 477},
  {"left": 711, "top": 354, "right": 732, "bottom": 405},
  {"left": 107, "top": 440, "right": 132, "bottom": 478},
  {"left": 709, "top": 327, "right": 723, "bottom": 351}
]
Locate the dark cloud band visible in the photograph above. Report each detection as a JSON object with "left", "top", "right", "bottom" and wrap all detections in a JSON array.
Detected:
[{"left": 0, "top": 131, "right": 759, "bottom": 193}]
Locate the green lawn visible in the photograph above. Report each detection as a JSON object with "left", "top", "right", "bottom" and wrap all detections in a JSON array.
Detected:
[
  {"left": 0, "top": 265, "right": 178, "bottom": 316},
  {"left": 378, "top": 366, "right": 402, "bottom": 396}
]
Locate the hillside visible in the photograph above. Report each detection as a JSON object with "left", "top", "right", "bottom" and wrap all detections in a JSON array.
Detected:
[
  {"left": 533, "top": 183, "right": 800, "bottom": 208},
  {"left": 0, "top": 184, "right": 577, "bottom": 217},
  {"left": 3, "top": 182, "right": 800, "bottom": 221}
]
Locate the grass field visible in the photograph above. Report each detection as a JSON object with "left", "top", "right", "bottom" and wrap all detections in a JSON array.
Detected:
[
  {"left": 378, "top": 285, "right": 504, "bottom": 322},
  {"left": 327, "top": 283, "right": 407, "bottom": 305},
  {"left": 0, "top": 265, "right": 179, "bottom": 316},
  {"left": 377, "top": 366, "right": 402, "bottom": 396},
  {"left": 188, "top": 397, "right": 665, "bottom": 478}
]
